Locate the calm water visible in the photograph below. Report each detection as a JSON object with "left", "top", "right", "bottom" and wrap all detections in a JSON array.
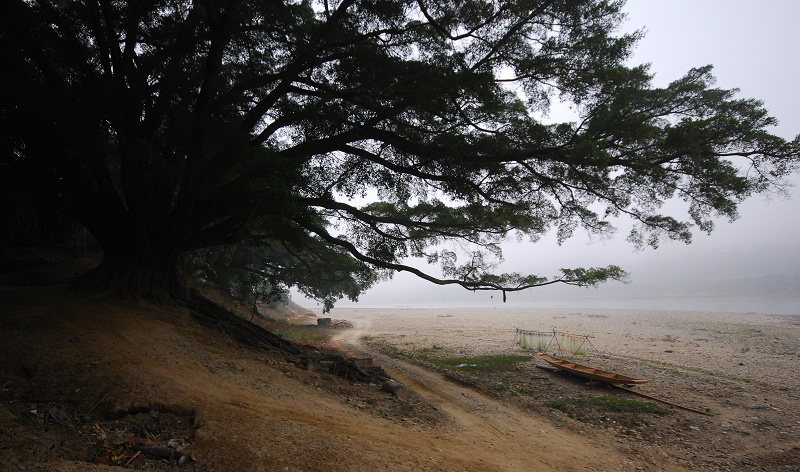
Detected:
[
  {"left": 342, "top": 297, "right": 800, "bottom": 316},
  {"left": 502, "top": 297, "right": 800, "bottom": 315}
]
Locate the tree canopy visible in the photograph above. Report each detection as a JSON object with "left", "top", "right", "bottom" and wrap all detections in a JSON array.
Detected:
[{"left": 2, "top": 0, "right": 798, "bottom": 307}]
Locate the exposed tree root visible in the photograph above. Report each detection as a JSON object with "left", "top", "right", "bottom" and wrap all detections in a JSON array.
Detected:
[
  {"left": 185, "top": 290, "right": 302, "bottom": 356},
  {"left": 183, "top": 291, "right": 390, "bottom": 383}
]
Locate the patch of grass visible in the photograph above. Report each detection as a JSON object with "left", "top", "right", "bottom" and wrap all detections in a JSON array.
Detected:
[
  {"left": 420, "top": 354, "right": 532, "bottom": 373},
  {"left": 548, "top": 396, "right": 673, "bottom": 424},
  {"left": 263, "top": 321, "right": 331, "bottom": 344},
  {"left": 513, "top": 386, "right": 537, "bottom": 398}
]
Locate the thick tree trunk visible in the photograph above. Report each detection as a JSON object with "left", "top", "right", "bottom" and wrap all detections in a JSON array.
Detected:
[{"left": 71, "top": 221, "right": 186, "bottom": 302}]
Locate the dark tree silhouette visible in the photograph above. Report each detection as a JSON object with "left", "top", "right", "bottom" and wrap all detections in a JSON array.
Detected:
[{"left": 2, "top": 0, "right": 797, "bottom": 304}]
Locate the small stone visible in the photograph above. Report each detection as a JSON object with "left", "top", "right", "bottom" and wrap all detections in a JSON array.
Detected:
[{"left": 381, "top": 380, "right": 402, "bottom": 397}]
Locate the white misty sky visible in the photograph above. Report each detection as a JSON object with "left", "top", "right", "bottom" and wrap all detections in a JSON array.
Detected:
[{"left": 299, "top": 1, "right": 800, "bottom": 309}]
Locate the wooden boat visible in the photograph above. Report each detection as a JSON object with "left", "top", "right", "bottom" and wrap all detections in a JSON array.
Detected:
[{"left": 538, "top": 353, "right": 649, "bottom": 385}]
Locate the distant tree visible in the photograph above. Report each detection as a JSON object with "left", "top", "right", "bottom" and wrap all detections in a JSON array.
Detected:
[{"left": 1, "top": 0, "right": 797, "bottom": 305}]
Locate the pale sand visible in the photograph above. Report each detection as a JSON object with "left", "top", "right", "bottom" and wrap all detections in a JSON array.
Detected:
[{"left": 329, "top": 307, "right": 800, "bottom": 389}]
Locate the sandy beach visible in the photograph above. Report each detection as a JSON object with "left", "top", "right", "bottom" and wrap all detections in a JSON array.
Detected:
[
  {"left": 332, "top": 307, "right": 800, "bottom": 389},
  {"left": 323, "top": 306, "right": 800, "bottom": 469}
]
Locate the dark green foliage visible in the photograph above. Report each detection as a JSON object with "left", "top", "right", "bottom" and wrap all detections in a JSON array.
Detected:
[
  {"left": 549, "top": 396, "right": 673, "bottom": 423},
  {"left": 1, "top": 1, "right": 797, "bottom": 304},
  {"left": 184, "top": 241, "right": 379, "bottom": 312}
]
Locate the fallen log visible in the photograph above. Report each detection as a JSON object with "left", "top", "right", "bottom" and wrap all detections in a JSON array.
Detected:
[
  {"left": 124, "top": 451, "right": 141, "bottom": 466},
  {"left": 317, "top": 355, "right": 390, "bottom": 382},
  {"left": 132, "top": 444, "right": 184, "bottom": 461}
]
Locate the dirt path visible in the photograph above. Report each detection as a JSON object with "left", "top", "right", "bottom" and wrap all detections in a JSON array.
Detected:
[{"left": 333, "top": 324, "right": 684, "bottom": 472}]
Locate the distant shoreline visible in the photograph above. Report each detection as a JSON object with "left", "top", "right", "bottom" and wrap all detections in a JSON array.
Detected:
[{"left": 325, "top": 297, "right": 800, "bottom": 316}]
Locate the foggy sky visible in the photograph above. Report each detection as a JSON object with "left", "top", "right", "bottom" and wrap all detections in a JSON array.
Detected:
[{"left": 300, "top": 1, "right": 800, "bottom": 313}]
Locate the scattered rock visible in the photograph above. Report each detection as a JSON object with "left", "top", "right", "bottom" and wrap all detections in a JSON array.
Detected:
[{"left": 382, "top": 380, "right": 402, "bottom": 397}]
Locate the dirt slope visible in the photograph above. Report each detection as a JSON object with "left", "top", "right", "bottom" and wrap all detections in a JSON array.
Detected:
[{"left": 0, "top": 280, "right": 686, "bottom": 471}]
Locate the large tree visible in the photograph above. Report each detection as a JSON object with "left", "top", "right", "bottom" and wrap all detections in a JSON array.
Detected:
[{"left": 2, "top": 0, "right": 797, "bottom": 304}]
